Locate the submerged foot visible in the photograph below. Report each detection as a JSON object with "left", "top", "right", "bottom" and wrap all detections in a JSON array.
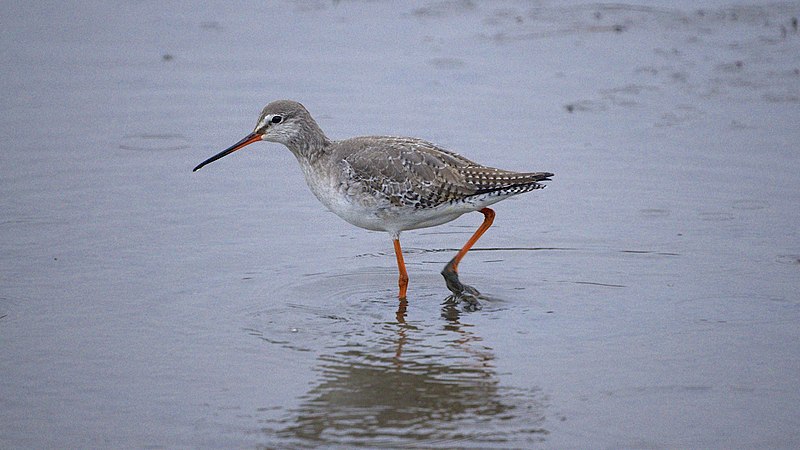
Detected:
[{"left": 441, "top": 262, "right": 482, "bottom": 311}]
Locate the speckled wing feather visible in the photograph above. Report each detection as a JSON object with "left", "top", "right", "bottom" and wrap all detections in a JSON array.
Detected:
[{"left": 338, "top": 136, "right": 552, "bottom": 210}]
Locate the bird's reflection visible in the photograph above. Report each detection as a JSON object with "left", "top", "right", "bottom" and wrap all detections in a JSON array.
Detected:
[{"left": 263, "top": 298, "right": 548, "bottom": 447}]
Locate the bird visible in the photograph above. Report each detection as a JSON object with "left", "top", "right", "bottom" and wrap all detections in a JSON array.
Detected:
[{"left": 193, "top": 100, "right": 553, "bottom": 306}]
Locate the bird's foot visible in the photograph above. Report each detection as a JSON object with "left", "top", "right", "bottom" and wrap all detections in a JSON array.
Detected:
[
  {"left": 441, "top": 266, "right": 482, "bottom": 311},
  {"left": 444, "top": 292, "right": 482, "bottom": 311}
]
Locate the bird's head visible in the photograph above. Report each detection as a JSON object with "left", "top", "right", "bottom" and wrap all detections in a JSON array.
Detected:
[{"left": 193, "top": 100, "right": 326, "bottom": 172}]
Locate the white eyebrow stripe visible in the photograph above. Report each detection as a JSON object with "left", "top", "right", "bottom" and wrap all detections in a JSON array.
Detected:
[{"left": 256, "top": 114, "right": 274, "bottom": 130}]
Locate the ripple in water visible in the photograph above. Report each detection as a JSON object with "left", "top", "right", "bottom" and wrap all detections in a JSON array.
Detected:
[{"left": 775, "top": 254, "right": 800, "bottom": 266}]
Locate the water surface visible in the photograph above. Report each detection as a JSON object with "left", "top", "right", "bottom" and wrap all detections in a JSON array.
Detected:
[{"left": 2, "top": 1, "right": 799, "bottom": 448}]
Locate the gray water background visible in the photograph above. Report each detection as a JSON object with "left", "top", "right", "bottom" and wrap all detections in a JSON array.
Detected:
[{"left": 2, "top": 1, "right": 799, "bottom": 448}]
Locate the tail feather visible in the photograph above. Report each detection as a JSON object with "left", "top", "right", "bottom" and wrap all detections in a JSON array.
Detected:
[
  {"left": 474, "top": 180, "right": 548, "bottom": 196},
  {"left": 464, "top": 168, "right": 554, "bottom": 195}
]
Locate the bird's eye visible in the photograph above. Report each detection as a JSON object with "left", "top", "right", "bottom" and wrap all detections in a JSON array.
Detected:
[{"left": 271, "top": 115, "right": 283, "bottom": 124}]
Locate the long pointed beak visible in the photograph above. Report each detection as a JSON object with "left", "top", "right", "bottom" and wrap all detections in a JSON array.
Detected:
[{"left": 192, "top": 132, "right": 263, "bottom": 172}]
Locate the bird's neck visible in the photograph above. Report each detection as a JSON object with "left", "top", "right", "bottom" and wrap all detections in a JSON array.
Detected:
[{"left": 286, "top": 120, "right": 331, "bottom": 163}]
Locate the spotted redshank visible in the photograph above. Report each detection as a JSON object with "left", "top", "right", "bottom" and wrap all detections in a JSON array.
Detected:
[{"left": 193, "top": 100, "right": 553, "bottom": 305}]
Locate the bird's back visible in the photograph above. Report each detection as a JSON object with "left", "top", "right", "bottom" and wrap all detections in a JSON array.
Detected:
[{"left": 330, "top": 136, "right": 552, "bottom": 211}]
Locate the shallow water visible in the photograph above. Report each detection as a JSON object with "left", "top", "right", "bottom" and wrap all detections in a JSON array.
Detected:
[{"left": 2, "top": 1, "right": 800, "bottom": 448}]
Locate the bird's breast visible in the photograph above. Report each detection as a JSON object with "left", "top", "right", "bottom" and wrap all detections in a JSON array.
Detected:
[{"left": 297, "top": 161, "right": 387, "bottom": 232}]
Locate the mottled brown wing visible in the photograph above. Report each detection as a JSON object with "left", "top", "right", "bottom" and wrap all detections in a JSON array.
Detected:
[
  {"left": 340, "top": 136, "right": 551, "bottom": 209},
  {"left": 339, "top": 137, "right": 475, "bottom": 209}
]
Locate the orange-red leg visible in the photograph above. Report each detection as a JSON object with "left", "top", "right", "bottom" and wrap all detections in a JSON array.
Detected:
[
  {"left": 442, "top": 208, "right": 495, "bottom": 297},
  {"left": 393, "top": 238, "right": 409, "bottom": 299},
  {"left": 448, "top": 208, "right": 495, "bottom": 273}
]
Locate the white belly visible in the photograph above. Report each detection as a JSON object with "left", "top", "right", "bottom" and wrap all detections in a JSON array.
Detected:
[{"left": 297, "top": 161, "right": 486, "bottom": 235}]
